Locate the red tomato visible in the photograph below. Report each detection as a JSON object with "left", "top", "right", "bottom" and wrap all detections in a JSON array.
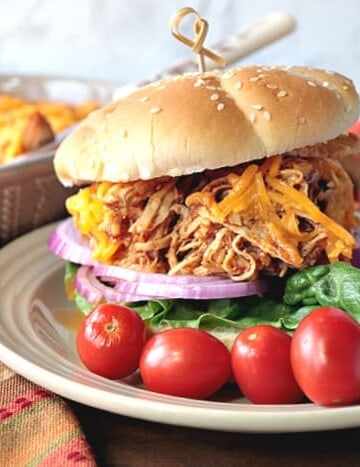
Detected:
[
  {"left": 76, "top": 303, "right": 146, "bottom": 379},
  {"left": 231, "top": 325, "right": 303, "bottom": 404},
  {"left": 139, "top": 328, "right": 231, "bottom": 399},
  {"left": 348, "top": 120, "right": 360, "bottom": 135},
  {"left": 291, "top": 307, "right": 360, "bottom": 406}
]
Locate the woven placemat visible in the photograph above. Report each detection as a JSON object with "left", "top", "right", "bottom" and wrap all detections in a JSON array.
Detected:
[{"left": 0, "top": 362, "right": 97, "bottom": 466}]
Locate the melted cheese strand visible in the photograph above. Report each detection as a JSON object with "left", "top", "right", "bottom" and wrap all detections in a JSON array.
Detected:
[
  {"left": 267, "top": 177, "right": 354, "bottom": 244},
  {"left": 215, "top": 164, "right": 259, "bottom": 220},
  {"left": 66, "top": 184, "right": 120, "bottom": 262}
]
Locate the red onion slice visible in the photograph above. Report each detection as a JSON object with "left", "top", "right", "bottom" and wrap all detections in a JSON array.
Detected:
[
  {"left": 351, "top": 247, "right": 360, "bottom": 268},
  {"left": 76, "top": 265, "right": 268, "bottom": 301},
  {"left": 48, "top": 218, "right": 98, "bottom": 266},
  {"left": 93, "top": 264, "right": 231, "bottom": 285},
  {"left": 111, "top": 273, "right": 268, "bottom": 299},
  {"left": 75, "top": 266, "right": 159, "bottom": 303}
]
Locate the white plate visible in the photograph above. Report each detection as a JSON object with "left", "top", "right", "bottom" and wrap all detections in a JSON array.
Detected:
[{"left": 1, "top": 224, "right": 360, "bottom": 433}]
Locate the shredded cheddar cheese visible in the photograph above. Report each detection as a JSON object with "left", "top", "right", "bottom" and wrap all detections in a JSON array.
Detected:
[
  {"left": 66, "top": 183, "right": 120, "bottom": 263},
  {"left": 217, "top": 165, "right": 258, "bottom": 219},
  {"left": 187, "top": 155, "right": 355, "bottom": 265}
]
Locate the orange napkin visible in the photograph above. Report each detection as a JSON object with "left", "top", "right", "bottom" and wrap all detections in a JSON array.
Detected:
[{"left": 0, "top": 361, "right": 97, "bottom": 466}]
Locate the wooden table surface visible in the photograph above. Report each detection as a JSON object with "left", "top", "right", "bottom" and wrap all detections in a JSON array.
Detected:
[{"left": 70, "top": 402, "right": 360, "bottom": 466}]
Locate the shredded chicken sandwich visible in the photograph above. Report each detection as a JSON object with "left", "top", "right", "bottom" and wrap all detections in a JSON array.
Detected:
[
  {"left": 53, "top": 65, "right": 360, "bottom": 281},
  {"left": 66, "top": 144, "right": 357, "bottom": 280}
]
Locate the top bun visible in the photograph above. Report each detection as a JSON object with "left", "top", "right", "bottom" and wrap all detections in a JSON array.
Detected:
[{"left": 54, "top": 65, "right": 359, "bottom": 186}]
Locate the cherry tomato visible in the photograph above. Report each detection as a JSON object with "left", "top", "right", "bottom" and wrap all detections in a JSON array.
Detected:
[
  {"left": 348, "top": 120, "right": 360, "bottom": 135},
  {"left": 231, "top": 325, "right": 304, "bottom": 404},
  {"left": 76, "top": 303, "right": 146, "bottom": 379},
  {"left": 291, "top": 307, "right": 360, "bottom": 406},
  {"left": 139, "top": 328, "right": 231, "bottom": 399}
]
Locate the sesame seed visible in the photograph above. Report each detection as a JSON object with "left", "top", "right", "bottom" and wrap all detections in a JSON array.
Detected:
[
  {"left": 217, "top": 103, "right": 225, "bottom": 111},
  {"left": 277, "top": 90, "right": 287, "bottom": 97},
  {"left": 307, "top": 81, "right": 317, "bottom": 87},
  {"left": 322, "top": 81, "right": 330, "bottom": 88},
  {"left": 343, "top": 85, "right": 349, "bottom": 90},
  {"left": 249, "top": 112, "right": 256, "bottom": 123},
  {"left": 325, "top": 70, "right": 335, "bottom": 75},
  {"left": 193, "top": 78, "right": 205, "bottom": 87},
  {"left": 139, "top": 96, "right": 149, "bottom": 103},
  {"left": 222, "top": 70, "right": 234, "bottom": 79},
  {"left": 206, "top": 85, "right": 217, "bottom": 91},
  {"left": 234, "top": 81, "right": 243, "bottom": 90},
  {"left": 249, "top": 76, "right": 260, "bottom": 82},
  {"left": 258, "top": 73, "right": 268, "bottom": 78},
  {"left": 150, "top": 107, "right": 162, "bottom": 114},
  {"left": 263, "top": 110, "right": 271, "bottom": 121},
  {"left": 210, "top": 93, "right": 219, "bottom": 101},
  {"left": 266, "top": 84, "right": 278, "bottom": 90},
  {"left": 252, "top": 104, "right": 263, "bottom": 110},
  {"left": 297, "top": 116, "right": 306, "bottom": 125}
]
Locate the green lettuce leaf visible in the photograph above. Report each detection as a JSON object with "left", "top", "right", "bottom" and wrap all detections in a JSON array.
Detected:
[
  {"left": 74, "top": 289, "right": 94, "bottom": 316},
  {"left": 283, "top": 261, "right": 360, "bottom": 321},
  {"left": 64, "top": 262, "right": 93, "bottom": 316},
  {"left": 128, "top": 296, "right": 310, "bottom": 333}
]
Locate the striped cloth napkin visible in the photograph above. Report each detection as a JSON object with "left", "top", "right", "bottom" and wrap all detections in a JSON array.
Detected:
[{"left": 0, "top": 362, "right": 97, "bottom": 466}]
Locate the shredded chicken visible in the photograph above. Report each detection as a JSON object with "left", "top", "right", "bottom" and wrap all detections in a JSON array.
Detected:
[{"left": 66, "top": 134, "right": 359, "bottom": 280}]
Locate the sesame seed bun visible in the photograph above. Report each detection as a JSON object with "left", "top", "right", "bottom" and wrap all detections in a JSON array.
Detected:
[{"left": 54, "top": 65, "right": 359, "bottom": 186}]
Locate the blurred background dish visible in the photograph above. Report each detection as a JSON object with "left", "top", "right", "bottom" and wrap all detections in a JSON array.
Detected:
[
  {"left": 0, "top": 74, "right": 117, "bottom": 246},
  {"left": 0, "top": 74, "right": 116, "bottom": 163}
]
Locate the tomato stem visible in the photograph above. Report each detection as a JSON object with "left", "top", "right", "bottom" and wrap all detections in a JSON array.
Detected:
[{"left": 105, "top": 322, "right": 117, "bottom": 333}]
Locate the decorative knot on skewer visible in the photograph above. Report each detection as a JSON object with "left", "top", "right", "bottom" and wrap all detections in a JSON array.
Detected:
[{"left": 170, "top": 7, "right": 226, "bottom": 73}]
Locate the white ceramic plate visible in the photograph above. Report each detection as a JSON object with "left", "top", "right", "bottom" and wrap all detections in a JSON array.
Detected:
[{"left": 1, "top": 223, "right": 360, "bottom": 433}]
